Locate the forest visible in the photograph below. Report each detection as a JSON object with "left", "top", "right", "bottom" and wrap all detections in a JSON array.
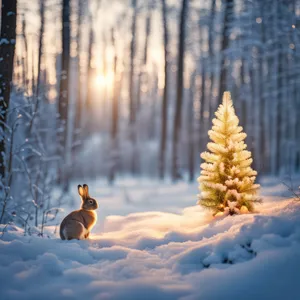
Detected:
[
  {"left": 1, "top": 0, "right": 299, "bottom": 223},
  {"left": 0, "top": 1, "right": 300, "bottom": 299}
]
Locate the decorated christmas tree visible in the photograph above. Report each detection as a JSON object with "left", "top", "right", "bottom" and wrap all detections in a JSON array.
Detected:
[{"left": 197, "top": 92, "right": 260, "bottom": 216}]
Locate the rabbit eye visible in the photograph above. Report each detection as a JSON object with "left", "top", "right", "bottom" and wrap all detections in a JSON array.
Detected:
[{"left": 88, "top": 200, "right": 93, "bottom": 204}]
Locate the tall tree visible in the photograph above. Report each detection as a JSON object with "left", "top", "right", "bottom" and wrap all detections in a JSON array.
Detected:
[
  {"left": 74, "top": 0, "right": 84, "bottom": 145},
  {"left": 85, "top": 19, "right": 94, "bottom": 111},
  {"left": 129, "top": 0, "right": 138, "bottom": 174},
  {"left": 188, "top": 71, "right": 196, "bottom": 183},
  {"left": 217, "top": 0, "right": 234, "bottom": 105},
  {"left": 199, "top": 25, "right": 206, "bottom": 152},
  {"left": 0, "top": 0, "right": 17, "bottom": 179},
  {"left": 208, "top": 0, "right": 216, "bottom": 119},
  {"left": 100, "top": 32, "right": 107, "bottom": 131},
  {"left": 108, "top": 28, "right": 119, "bottom": 183},
  {"left": 171, "top": 0, "right": 189, "bottom": 181},
  {"left": 257, "top": 0, "right": 267, "bottom": 173},
  {"left": 21, "top": 14, "right": 29, "bottom": 94},
  {"left": 159, "top": 0, "right": 170, "bottom": 179},
  {"left": 85, "top": 1, "right": 102, "bottom": 133},
  {"left": 291, "top": 0, "right": 300, "bottom": 171},
  {"left": 58, "top": 0, "right": 71, "bottom": 189},
  {"left": 36, "top": 0, "right": 45, "bottom": 100},
  {"left": 136, "top": 1, "right": 153, "bottom": 111},
  {"left": 275, "top": 0, "right": 284, "bottom": 174},
  {"left": 29, "top": 0, "right": 46, "bottom": 132}
]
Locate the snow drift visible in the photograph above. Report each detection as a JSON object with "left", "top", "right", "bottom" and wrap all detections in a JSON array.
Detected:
[{"left": 0, "top": 180, "right": 300, "bottom": 300}]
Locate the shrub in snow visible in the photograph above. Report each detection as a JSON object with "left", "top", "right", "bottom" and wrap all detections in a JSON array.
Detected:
[{"left": 197, "top": 92, "right": 260, "bottom": 216}]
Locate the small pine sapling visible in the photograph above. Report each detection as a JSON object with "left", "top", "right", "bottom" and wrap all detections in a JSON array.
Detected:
[{"left": 197, "top": 92, "right": 260, "bottom": 216}]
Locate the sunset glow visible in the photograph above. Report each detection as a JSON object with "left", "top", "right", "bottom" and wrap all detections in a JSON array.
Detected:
[{"left": 94, "top": 72, "right": 114, "bottom": 89}]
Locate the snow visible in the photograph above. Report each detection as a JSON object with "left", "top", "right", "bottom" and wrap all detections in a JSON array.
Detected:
[{"left": 0, "top": 178, "right": 300, "bottom": 299}]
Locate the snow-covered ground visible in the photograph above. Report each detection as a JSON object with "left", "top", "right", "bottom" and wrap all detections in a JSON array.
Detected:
[{"left": 1, "top": 177, "right": 300, "bottom": 300}]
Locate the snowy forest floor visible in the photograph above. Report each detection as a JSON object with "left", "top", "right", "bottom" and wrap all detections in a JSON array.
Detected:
[{"left": 1, "top": 177, "right": 300, "bottom": 300}]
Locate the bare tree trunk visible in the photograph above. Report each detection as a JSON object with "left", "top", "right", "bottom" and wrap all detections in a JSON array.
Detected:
[
  {"left": 258, "top": 1, "right": 267, "bottom": 173},
  {"left": 21, "top": 15, "right": 29, "bottom": 94},
  {"left": 85, "top": 22, "right": 94, "bottom": 111},
  {"left": 31, "top": 46, "right": 36, "bottom": 97},
  {"left": 275, "top": 52, "right": 283, "bottom": 174},
  {"left": 159, "top": 0, "right": 170, "bottom": 179},
  {"left": 188, "top": 72, "right": 196, "bottom": 183},
  {"left": 291, "top": 0, "right": 299, "bottom": 172},
  {"left": 29, "top": 0, "right": 45, "bottom": 133},
  {"left": 269, "top": 6, "right": 277, "bottom": 175},
  {"left": 275, "top": 0, "right": 282, "bottom": 175},
  {"left": 58, "top": 0, "right": 71, "bottom": 140},
  {"left": 217, "top": 0, "right": 234, "bottom": 105},
  {"left": 199, "top": 61, "right": 206, "bottom": 146},
  {"left": 149, "top": 71, "right": 158, "bottom": 140},
  {"left": 199, "top": 26, "right": 206, "bottom": 153},
  {"left": 240, "top": 59, "right": 247, "bottom": 133},
  {"left": 136, "top": 2, "right": 152, "bottom": 111},
  {"left": 100, "top": 32, "right": 107, "bottom": 131},
  {"left": 129, "top": 0, "right": 138, "bottom": 174},
  {"left": 0, "top": 0, "right": 17, "bottom": 179},
  {"left": 208, "top": 0, "right": 216, "bottom": 120},
  {"left": 15, "top": 56, "right": 22, "bottom": 89},
  {"left": 36, "top": 0, "right": 45, "bottom": 101},
  {"left": 58, "top": 0, "right": 71, "bottom": 190},
  {"left": 74, "top": 0, "right": 83, "bottom": 146},
  {"left": 108, "top": 28, "right": 119, "bottom": 184},
  {"left": 171, "top": 0, "right": 189, "bottom": 181}
]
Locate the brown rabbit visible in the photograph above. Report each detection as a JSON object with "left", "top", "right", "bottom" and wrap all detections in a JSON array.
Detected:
[{"left": 60, "top": 184, "right": 98, "bottom": 240}]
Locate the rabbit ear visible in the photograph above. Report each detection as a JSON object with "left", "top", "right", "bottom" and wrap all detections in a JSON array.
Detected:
[
  {"left": 83, "top": 184, "right": 89, "bottom": 197},
  {"left": 78, "top": 185, "right": 85, "bottom": 198}
]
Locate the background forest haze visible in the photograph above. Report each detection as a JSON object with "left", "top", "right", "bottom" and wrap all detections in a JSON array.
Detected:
[{"left": 0, "top": 0, "right": 299, "bottom": 225}]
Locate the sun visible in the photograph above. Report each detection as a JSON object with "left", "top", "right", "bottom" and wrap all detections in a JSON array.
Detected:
[{"left": 94, "top": 72, "right": 114, "bottom": 89}]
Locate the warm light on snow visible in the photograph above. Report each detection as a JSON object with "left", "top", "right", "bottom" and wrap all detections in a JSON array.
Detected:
[{"left": 0, "top": 179, "right": 299, "bottom": 300}]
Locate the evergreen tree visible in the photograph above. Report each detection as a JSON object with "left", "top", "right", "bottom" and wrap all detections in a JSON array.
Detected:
[{"left": 198, "top": 92, "right": 260, "bottom": 216}]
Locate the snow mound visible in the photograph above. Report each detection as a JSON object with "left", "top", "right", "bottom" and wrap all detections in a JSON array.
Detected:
[{"left": 0, "top": 199, "right": 300, "bottom": 299}]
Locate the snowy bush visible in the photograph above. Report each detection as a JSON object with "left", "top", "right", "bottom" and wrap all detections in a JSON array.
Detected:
[{"left": 0, "top": 91, "right": 64, "bottom": 235}]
